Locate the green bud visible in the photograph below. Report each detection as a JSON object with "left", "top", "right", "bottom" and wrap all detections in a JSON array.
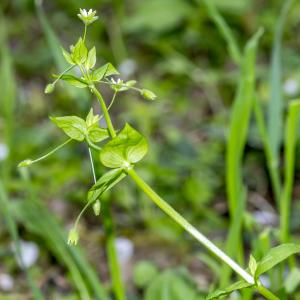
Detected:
[
  {"left": 140, "top": 89, "right": 156, "bottom": 100},
  {"left": 93, "top": 200, "right": 101, "bottom": 216},
  {"left": 18, "top": 159, "right": 33, "bottom": 168},
  {"left": 45, "top": 83, "right": 55, "bottom": 94},
  {"left": 68, "top": 228, "right": 79, "bottom": 245}
]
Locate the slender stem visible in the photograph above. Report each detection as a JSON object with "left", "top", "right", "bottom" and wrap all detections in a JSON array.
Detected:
[
  {"left": 54, "top": 65, "right": 76, "bottom": 84},
  {"left": 87, "top": 143, "right": 126, "bottom": 300},
  {"left": 99, "top": 79, "right": 141, "bottom": 93},
  {"left": 107, "top": 91, "right": 118, "bottom": 111},
  {"left": 92, "top": 86, "right": 116, "bottom": 138},
  {"left": 29, "top": 138, "right": 72, "bottom": 165},
  {"left": 86, "top": 136, "right": 102, "bottom": 151},
  {"left": 88, "top": 148, "right": 97, "bottom": 182},
  {"left": 102, "top": 200, "right": 126, "bottom": 300},
  {"left": 83, "top": 24, "right": 87, "bottom": 42},
  {"left": 256, "top": 286, "right": 280, "bottom": 300},
  {"left": 127, "top": 168, "right": 281, "bottom": 300},
  {"left": 126, "top": 168, "right": 254, "bottom": 284}
]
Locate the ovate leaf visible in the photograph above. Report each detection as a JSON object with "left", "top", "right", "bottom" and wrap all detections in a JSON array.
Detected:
[
  {"left": 61, "top": 74, "right": 88, "bottom": 88},
  {"left": 99, "top": 123, "right": 148, "bottom": 168},
  {"left": 92, "top": 63, "right": 119, "bottom": 82},
  {"left": 88, "top": 125, "right": 109, "bottom": 143},
  {"left": 88, "top": 168, "right": 126, "bottom": 202},
  {"left": 71, "top": 37, "right": 88, "bottom": 64},
  {"left": 85, "top": 108, "right": 109, "bottom": 143},
  {"left": 206, "top": 280, "right": 254, "bottom": 300},
  {"left": 255, "top": 243, "right": 300, "bottom": 279},
  {"left": 50, "top": 116, "right": 87, "bottom": 141},
  {"left": 85, "top": 47, "right": 96, "bottom": 70},
  {"left": 62, "top": 47, "right": 75, "bottom": 65}
]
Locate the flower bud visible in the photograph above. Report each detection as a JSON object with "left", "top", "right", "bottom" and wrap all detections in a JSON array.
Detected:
[
  {"left": 68, "top": 228, "right": 79, "bottom": 245},
  {"left": 140, "top": 89, "right": 156, "bottom": 100}
]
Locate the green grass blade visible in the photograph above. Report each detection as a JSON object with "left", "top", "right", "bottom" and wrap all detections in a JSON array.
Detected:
[
  {"left": 0, "top": 181, "right": 44, "bottom": 300},
  {"left": 0, "top": 12, "right": 16, "bottom": 180},
  {"left": 267, "top": 0, "right": 295, "bottom": 165},
  {"left": 226, "top": 28, "right": 263, "bottom": 216},
  {"left": 280, "top": 100, "right": 300, "bottom": 243},
  {"left": 254, "top": 97, "right": 281, "bottom": 206},
  {"left": 222, "top": 28, "right": 263, "bottom": 287},
  {"left": 199, "top": 0, "right": 241, "bottom": 64}
]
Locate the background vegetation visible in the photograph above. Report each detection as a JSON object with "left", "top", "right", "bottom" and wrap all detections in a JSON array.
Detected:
[{"left": 1, "top": 0, "right": 300, "bottom": 299}]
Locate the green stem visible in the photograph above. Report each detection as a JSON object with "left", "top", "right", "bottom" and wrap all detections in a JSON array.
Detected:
[
  {"left": 86, "top": 136, "right": 102, "bottom": 151},
  {"left": 256, "top": 285, "right": 280, "bottom": 300},
  {"left": 83, "top": 24, "right": 87, "bottom": 42},
  {"left": 102, "top": 200, "right": 126, "bottom": 300},
  {"left": 126, "top": 168, "right": 254, "bottom": 284},
  {"left": 87, "top": 142, "right": 126, "bottom": 300},
  {"left": 92, "top": 86, "right": 116, "bottom": 138},
  {"left": 26, "top": 138, "right": 72, "bottom": 165},
  {"left": 127, "top": 168, "right": 280, "bottom": 300}
]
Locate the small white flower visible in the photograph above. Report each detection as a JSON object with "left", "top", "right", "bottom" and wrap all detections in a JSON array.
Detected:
[{"left": 77, "top": 8, "right": 98, "bottom": 25}]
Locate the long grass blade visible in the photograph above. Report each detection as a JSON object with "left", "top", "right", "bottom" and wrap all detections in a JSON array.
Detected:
[
  {"left": 280, "top": 100, "right": 300, "bottom": 243},
  {"left": 17, "top": 169, "right": 110, "bottom": 300},
  {"left": 222, "top": 29, "right": 263, "bottom": 287},
  {"left": 226, "top": 28, "right": 263, "bottom": 216},
  {"left": 199, "top": 0, "right": 241, "bottom": 64},
  {"left": 267, "top": 0, "right": 295, "bottom": 166},
  {"left": 0, "top": 181, "right": 44, "bottom": 300}
]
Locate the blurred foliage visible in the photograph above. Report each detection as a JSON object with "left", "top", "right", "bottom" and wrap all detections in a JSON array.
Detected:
[{"left": 1, "top": 0, "right": 300, "bottom": 299}]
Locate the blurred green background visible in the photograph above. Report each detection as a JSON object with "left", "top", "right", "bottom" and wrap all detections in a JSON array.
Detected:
[{"left": 1, "top": 0, "right": 300, "bottom": 299}]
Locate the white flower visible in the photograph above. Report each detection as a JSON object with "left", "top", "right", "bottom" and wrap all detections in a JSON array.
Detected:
[{"left": 77, "top": 8, "right": 98, "bottom": 25}]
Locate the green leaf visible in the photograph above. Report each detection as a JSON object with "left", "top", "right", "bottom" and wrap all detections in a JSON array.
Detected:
[
  {"left": 255, "top": 243, "right": 300, "bottom": 278},
  {"left": 85, "top": 108, "right": 109, "bottom": 143},
  {"left": 71, "top": 37, "right": 88, "bottom": 65},
  {"left": 62, "top": 47, "right": 75, "bottom": 65},
  {"left": 85, "top": 47, "right": 96, "bottom": 70},
  {"left": 285, "top": 268, "right": 300, "bottom": 294},
  {"left": 88, "top": 168, "right": 126, "bottom": 202},
  {"left": 133, "top": 261, "right": 158, "bottom": 288},
  {"left": 145, "top": 269, "right": 198, "bottom": 300},
  {"left": 60, "top": 74, "right": 88, "bottom": 88},
  {"left": 248, "top": 255, "right": 257, "bottom": 277},
  {"left": 99, "top": 123, "right": 148, "bottom": 168},
  {"left": 206, "top": 280, "right": 254, "bottom": 300},
  {"left": 50, "top": 116, "right": 87, "bottom": 141},
  {"left": 91, "top": 63, "right": 119, "bottom": 82},
  {"left": 86, "top": 108, "right": 100, "bottom": 127}
]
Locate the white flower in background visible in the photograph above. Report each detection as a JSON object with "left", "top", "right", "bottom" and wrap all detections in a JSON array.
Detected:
[
  {"left": 0, "top": 274, "right": 14, "bottom": 291},
  {"left": 11, "top": 240, "right": 39, "bottom": 268},
  {"left": 77, "top": 8, "right": 98, "bottom": 25},
  {"left": 284, "top": 78, "right": 299, "bottom": 96},
  {"left": 0, "top": 143, "right": 8, "bottom": 161}
]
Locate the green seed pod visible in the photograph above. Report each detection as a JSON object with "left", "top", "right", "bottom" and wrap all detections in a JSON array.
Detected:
[{"left": 93, "top": 200, "right": 101, "bottom": 216}]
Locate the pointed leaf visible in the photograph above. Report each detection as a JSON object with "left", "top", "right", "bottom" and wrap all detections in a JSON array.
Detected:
[
  {"left": 206, "top": 280, "right": 253, "bottom": 300},
  {"left": 255, "top": 243, "right": 300, "bottom": 278},
  {"left": 92, "top": 63, "right": 119, "bottom": 82},
  {"left": 60, "top": 74, "right": 88, "bottom": 88},
  {"left": 50, "top": 116, "right": 87, "bottom": 141},
  {"left": 88, "top": 168, "right": 126, "bottom": 202},
  {"left": 85, "top": 47, "right": 96, "bottom": 70},
  {"left": 100, "top": 123, "right": 148, "bottom": 168},
  {"left": 62, "top": 47, "right": 75, "bottom": 65}
]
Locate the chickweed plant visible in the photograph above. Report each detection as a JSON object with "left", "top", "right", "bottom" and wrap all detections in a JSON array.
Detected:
[{"left": 19, "top": 8, "right": 300, "bottom": 300}]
